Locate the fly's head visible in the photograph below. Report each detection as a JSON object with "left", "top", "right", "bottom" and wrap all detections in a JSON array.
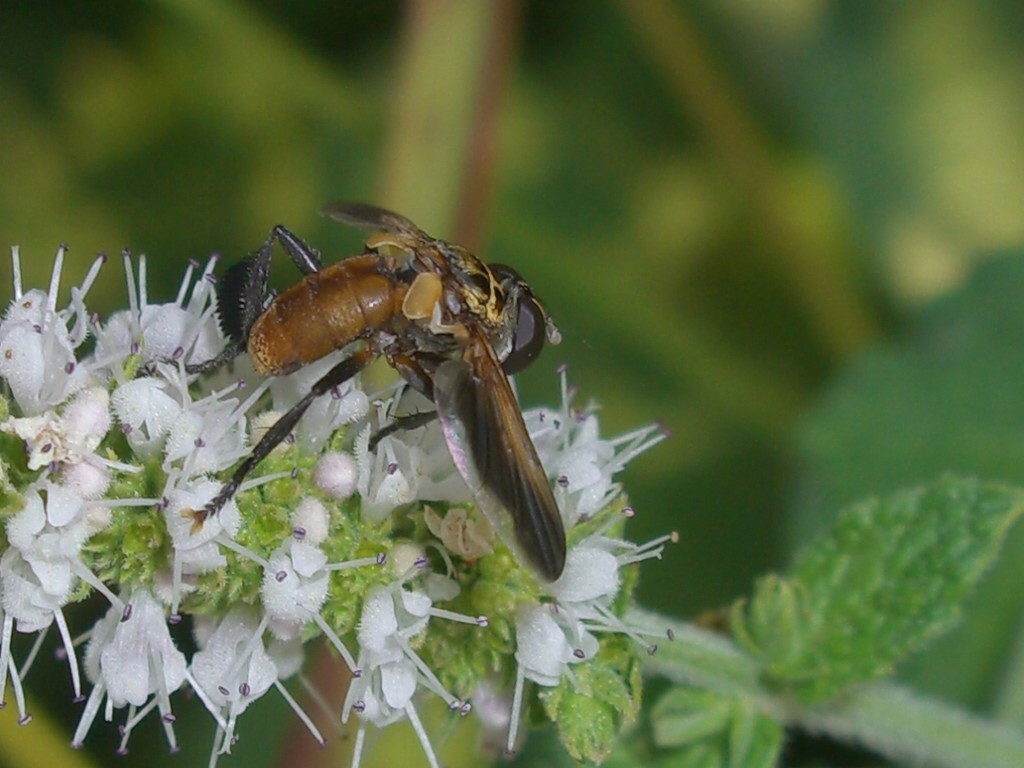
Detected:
[
  {"left": 488, "top": 264, "right": 560, "bottom": 374},
  {"left": 433, "top": 249, "right": 561, "bottom": 374}
]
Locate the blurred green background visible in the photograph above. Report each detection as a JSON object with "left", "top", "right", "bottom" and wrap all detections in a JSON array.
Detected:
[{"left": 2, "top": 1, "right": 1024, "bottom": 766}]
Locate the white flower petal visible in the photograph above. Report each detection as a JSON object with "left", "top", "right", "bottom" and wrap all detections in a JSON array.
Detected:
[
  {"left": 291, "top": 498, "right": 330, "bottom": 545},
  {"left": 550, "top": 546, "right": 620, "bottom": 604},
  {"left": 399, "top": 590, "right": 432, "bottom": 619},
  {"left": 45, "top": 482, "right": 83, "bottom": 528},
  {"left": 515, "top": 606, "right": 571, "bottom": 686},
  {"left": 380, "top": 660, "right": 417, "bottom": 709},
  {"left": 357, "top": 589, "right": 399, "bottom": 654},
  {"left": 289, "top": 541, "right": 328, "bottom": 578},
  {"left": 139, "top": 304, "right": 189, "bottom": 363},
  {"left": 261, "top": 545, "right": 328, "bottom": 625},
  {"left": 0, "top": 324, "right": 46, "bottom": 414},
  {"left": 6, "top": 490, "right": 47, "bottom": 550}
]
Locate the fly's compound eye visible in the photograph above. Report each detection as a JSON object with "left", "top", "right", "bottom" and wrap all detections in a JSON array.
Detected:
[
  {"left": 503, "top": 295, "right": 546, "bottom": 375},
  {"left": 491, "top": 264, "right": 547, "bottom": 375}
]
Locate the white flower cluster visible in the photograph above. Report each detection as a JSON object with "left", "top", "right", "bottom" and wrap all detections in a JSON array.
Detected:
[{"left": 0, "top": 247, "right": 671, "bottom": 766}]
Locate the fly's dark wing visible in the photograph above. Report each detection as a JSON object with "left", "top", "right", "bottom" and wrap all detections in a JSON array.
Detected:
[
  {"left": 320, "top": 201, "right": 430, "bottom": 240},
  {"left": 434, "top": 332, "right": 566, "bottom": 581}
]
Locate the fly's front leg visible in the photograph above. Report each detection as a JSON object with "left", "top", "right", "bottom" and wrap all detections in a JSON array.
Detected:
[
  {"left": 369, "top": 411, "right": 438, "bottom": 449},
  {"left": 188, "top": 344, "right": 377, "bottom": 530},
  {"left": 369, "top": 353, "right": 439, "bottom": 450}
]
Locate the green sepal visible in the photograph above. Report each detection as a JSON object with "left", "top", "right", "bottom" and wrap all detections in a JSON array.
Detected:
[
  {"left": 544, "top": 635, "right": 642, "bottom": 763},
  {"left": 649, "top": 688, "right": 783, "bottom": 768},
  {"left": 730, "top": 574, "right": 811, "bottom": 681},
  {"left": 82, "top": 457, "right": 170, "bottom": 591}
]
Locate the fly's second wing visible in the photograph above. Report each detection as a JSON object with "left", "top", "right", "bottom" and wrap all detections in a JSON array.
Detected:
[
  {"left": 433, "top": 332, "right": 566, "bottom": 581},
  {"left": 320, "top": 201, "right": 430, "bottom": 239}
]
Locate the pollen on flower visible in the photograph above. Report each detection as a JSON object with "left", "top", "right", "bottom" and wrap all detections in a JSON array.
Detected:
[
  {"left": 423, "top": 505, "right": 495, "bottom": 561},
  {"left": 0, "top": 246, "right": 670, "bottom": 767}
]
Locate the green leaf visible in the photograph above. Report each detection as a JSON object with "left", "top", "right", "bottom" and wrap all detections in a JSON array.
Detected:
[
  {"left": 650, "top": 688, "right": 782, "bottom": 768},
  {"left": 740, "top": 476, "right": 1024, "bottom": 701},
  {"left": 638, "top": 609, "right": 1024, "bottom": 768},
  {"left": 797, "top": 255, "right": 1024, "bottom": 705}
]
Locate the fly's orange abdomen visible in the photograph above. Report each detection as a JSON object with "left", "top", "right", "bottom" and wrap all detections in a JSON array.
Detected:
[{"left": 247, "top": 255, "right": 405, "bottom": 375}]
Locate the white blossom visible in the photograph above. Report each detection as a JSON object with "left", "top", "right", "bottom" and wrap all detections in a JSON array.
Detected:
[
  {"left": 0, "top": 481, "right": 124, "bottom": 702},
  {"left": 161, "top": 480, "right": 241, "bottom": 614},
  {"left": 260, "top": 536, "right": 380, "bottom": 661},
  {"left": 351, "top": 392, "right": 473, "bottom": 525},
  {"left": 506, "top": 516, "right": 675, "bottom": 753},
  {"left": 354, "top": 420, "right": 418, "bottom": 522},
  {"left": 0, "top": 246, "right": 669, "bottom": 766},
  {"left": 344, "top": 572, "right": 486, "bottom": 768},
  {"left": 0, "top": 248, "right": 100, "bottom": 415},
  {"left": 0, "top": 581, "right": 29, "bottom": 725},
  {"left": 189, "top": 608, "right": 281, "bottom": 760},
  {"left": 72, "top": 591, "right": 187, "bottom": 753},
  {"left": 91, "top": 253, "right": 224, "bottom": 377},
  {"left": 525, "top": 367, "right": 667, "bottom": 526},
  {"left": 189, "top": 608, "right": 324, "bottom": 764}
]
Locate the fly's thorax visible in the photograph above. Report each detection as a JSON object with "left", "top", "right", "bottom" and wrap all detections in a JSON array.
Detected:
[{"left": 442, "top": 246, "right": 507, "bottom": 328}]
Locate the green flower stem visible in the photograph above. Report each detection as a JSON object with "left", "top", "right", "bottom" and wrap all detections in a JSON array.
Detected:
[
  {"left": 798, "top": 682, "right": 1024, "bottom": 768},
  {"left": 629, "top": 608, "right": 766, "bottom": 696},
  {"left": 631, "top": 608, "right": 1024, "bottom": 768}
]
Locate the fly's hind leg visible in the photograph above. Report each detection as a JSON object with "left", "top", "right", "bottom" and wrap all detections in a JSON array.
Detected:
[
  {"left": 188, "top": 344, "right": 376, "bottom": 529},
  {"left": 182, "top": 341, "right": 245, "bottom": 376},
  {"left": 137, "top": 225, "right": 324, "bottom": 379},
  {"left": 266, "top": 225, "right": 323, "bottom": 276},
  {"left": 216, "top": 225, "right": 324, "bottom": 348}
]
